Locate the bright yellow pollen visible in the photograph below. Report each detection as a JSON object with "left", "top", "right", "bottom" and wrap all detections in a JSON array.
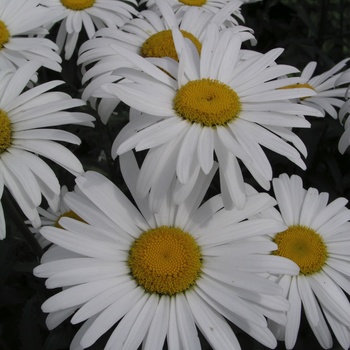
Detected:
[
  {"left": 60, "top": 0, "right": 95, "bottom": 10},
  {"left": 278, "top": 83, "right": 315, "bottom": 99},
  {"left": 0, "top": 20, "right": 10, "bottom": 49},
  {"left": 55, "top": 210, "right": 85, "bottom": 229},
  {"left": 273, "top": 225, "right": 328, "bottom": 275},
  {"left": 128, "top": 226, "right": 202, "bottom": 295},
  {"left": 174, "top": 78, "right": 241, "bottom": 127},
  {"left": 179, "top": 0, "right": 207, "bottom": 6},
  {"left": 140, "top": 30, "right": 201, "bottom": 61},
  {"left": 0, "top": 110, "right": 12, "bottom": 154}
]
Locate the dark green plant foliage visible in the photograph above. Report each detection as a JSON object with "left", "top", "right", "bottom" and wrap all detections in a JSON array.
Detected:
[{"left": 1, "top": 1, "right": 349, "bottom": 349}]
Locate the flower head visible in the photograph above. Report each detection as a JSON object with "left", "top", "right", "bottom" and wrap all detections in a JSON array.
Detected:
[
  {"left": 34, "top": 152, "right": 298, "bottom": 350},
  {"left": 0, "top": 0, "right": 62, "bottom": 71},
  {"left": 104, "top": 25, "right": 322, "bottom": 211},
  {"left": 40, "top": 0, "right": 138, "bottom": 60},
  {"left": 279, "top": 59, "right": 350, "bottom": 119},
  {"left": 262, "top": 174, "right": 350, "bottom": 349},
  {"left": 334, "top": 66, "right": 350, "bottom": 153},
  {"left": 79, "top": 0, "right": 255, "bottom": 123},
  {"left": 0, "top": 61, "right": 94, "bottom": 238},
  {"left": 26, "top": 186, "right": 86, "bottom": 248},
  {"left": 140, "top": 0, "right": 246, "bottom": 25}
]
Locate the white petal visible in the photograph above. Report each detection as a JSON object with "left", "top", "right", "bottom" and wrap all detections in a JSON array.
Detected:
[
  {"left": 186, "top": 290, "right": 241, "bottom": 350},
  {"left": 143, "top": 296, "right": 170, "bottom": 350},
  {"left": 80, "top": 286, "right": 144, "bottom": 348},
  {"left": 285, "top": 277, "right": 301, "bottom": 349}
]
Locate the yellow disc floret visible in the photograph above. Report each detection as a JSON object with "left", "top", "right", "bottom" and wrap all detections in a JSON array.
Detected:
[
  {"left": 55, "top": 210, "right": 85, "bottom": 229},
  {"left": 174, "top": 78, "right": 241, "bottom": 127},
  {"left": 60, "top": 0, "right": 95, "bottom": 10},
  {"left": 273, "top": 225, "right": 328, "bottom": 275},
  {"left": 0, "top": 20, "right": 10, "bottom": 49},
  {"left": 140, "top": 30, "right": 202, "bottom": 61},
  {"left": 179, "top": 0, "right": 207, "bottom": 6},
  {"left": 128, "top": 226, "right": 202, "bottom": 295},
  {"left": 0, "top": 110, "right": 12, "bottom": 154}
]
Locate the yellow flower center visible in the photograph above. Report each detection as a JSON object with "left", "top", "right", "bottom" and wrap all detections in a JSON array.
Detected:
[
  {"left": 128, "top": 226, "right": 202, "bottom": 295},
  {"left": 0, "top": 20, "right": 10, "bottom": 49},
  {"left": 0, "top": 110, "right": 12, "bottom": 154},
  {"left": 273, "top": 225, "right": 328, "bottom": 275},
  {"left": 278, "top": 83, "right": 315, "bottom": 99},
  {"left": 55, "top": 210, "right": 85, "bottom": 229},
  {"left": 60, "top": 0, "right": 95, "bottom": 10},
  {"left": 179, "top": 0, "right": 207, "bottom": 6},
  {"left": 140, "top": 29, "right": 201, "bottom": 61},
  {"left": 174, "top": 78, "right": 241, "bottom": 127}
]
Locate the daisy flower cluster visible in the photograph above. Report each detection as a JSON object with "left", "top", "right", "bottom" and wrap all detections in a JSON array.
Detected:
[{"left": 1, "top": 0, "right": 350, "bottom": 350}]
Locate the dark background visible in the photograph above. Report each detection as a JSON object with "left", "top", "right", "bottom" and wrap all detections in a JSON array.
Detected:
[{"left": 1, "top": 0, "right": 350, "bottom": 349}]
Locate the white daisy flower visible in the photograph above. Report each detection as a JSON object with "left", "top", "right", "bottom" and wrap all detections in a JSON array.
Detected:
[
  {"left": 40, "top": 0, "right": 138, "bottom": 60},
  {"left": 103, "top": 25, "right": 322, "bottom": 211},
  {"left": 26, "top": 186, "right": 86, "bottom": 249},
  {"left": 0, "top": 0, "right": 62, "bottom": 72},
  {"left": 280, "top": 59, "right": 350, "bottom": 119},
  {"left": 79, "top": 0, "right": 255, "bottom": 123},
  {"left": 34, "top": 151, "right": 299, "bottom": 350},
  {"left": 140, "top": 0, "right": 245, "bottom": 25},
  {"left": 261, "top": 174, "right": 350, "bottom": 349},
  {"left": 0, "top": 61, "right": 94, "bottom": 239},
  {"left": 335, "top": 65, "right": 350, "bottom": 123}
]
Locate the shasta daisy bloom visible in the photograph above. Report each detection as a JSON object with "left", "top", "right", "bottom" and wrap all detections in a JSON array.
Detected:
[
  {"left": 26, "top": 186, "right": 85, "bottom": 248},
  {"left": 79, "top": 0, "right": 255, "bottom": 123},
  {"left": 0, "top": 0, "right": 62, "bottom": 72},
  {"left": 261, "top": 174, "right": 350, "bottom": 349},
  {"left": 34, "top": 151, "right": 299, "bottom": 350},
  {"left": 40, "top": 0, "right": 138, "bottom": 60},
  {"left": 104, "top": 25, "right": 322, "bottom": 211},
  {"left": 335, "top": 69, "right": 350, "bottom": 153},
  {"left": 0, "top": 61, "right": 94, "bottom": 239},
  {"left": 280, "top": 59, "right": 350, "bottom": 119},
  {"left": 140, "top": 0, "right": 245, "bottom": 25}
]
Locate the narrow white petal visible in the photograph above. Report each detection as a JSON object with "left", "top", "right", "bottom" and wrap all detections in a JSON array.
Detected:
[
  {"left": 143, "top": 296, "right": 170, "bottom": 350},
  {"left": 186, "top": 290, "right": 241, "bottom": 350},
  {"left": 104, "top": 293, "right": 157, "bottom": 350},
  {"left": 297, "top": 275, "right": 319, "bottom": 326},
  {"left": 76, "top": 171, "right": 147, "bottom": 235},
  {"left": 175, "top": 294, "right": 201, "bottom": 350},
  {"left": 80, "top": 286, "right": 144, "bottom": 348},
  {"left": 285, "top": 277, "right": 301, "bottom": 350},
  {"left": 41, "top": 278, "right": 120, "bottom": 312},
  {"left": 176, "top": 122, "right": 201, "bottom": 184}
]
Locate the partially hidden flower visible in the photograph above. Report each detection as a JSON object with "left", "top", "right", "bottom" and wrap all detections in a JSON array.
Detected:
[
  {"left": 0, "top": 0, "right": 62, "bottom": 71},
  {"left": 79, "top": 0, "right": 255, "bottom": 123},
  {"left": 0, "top": 61, "right": 94, "bottom": 239},
  {"left": 333, "top": 65, "right": 350, "bottom": 154},
  {"left": 140, "top": 0, "right": 246, "bottom": 25},
  {"left": 280, "top": 59, "right": 350, "bottom": 119},
  {"left": 40, "top": 0, "right": 138, "bottom": 60},
  {"left": 26, "top": 186, "right": 85, "bottom": 248},
  {"left": 261, "top": 174, "right": 350, "bottom": 349}
]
